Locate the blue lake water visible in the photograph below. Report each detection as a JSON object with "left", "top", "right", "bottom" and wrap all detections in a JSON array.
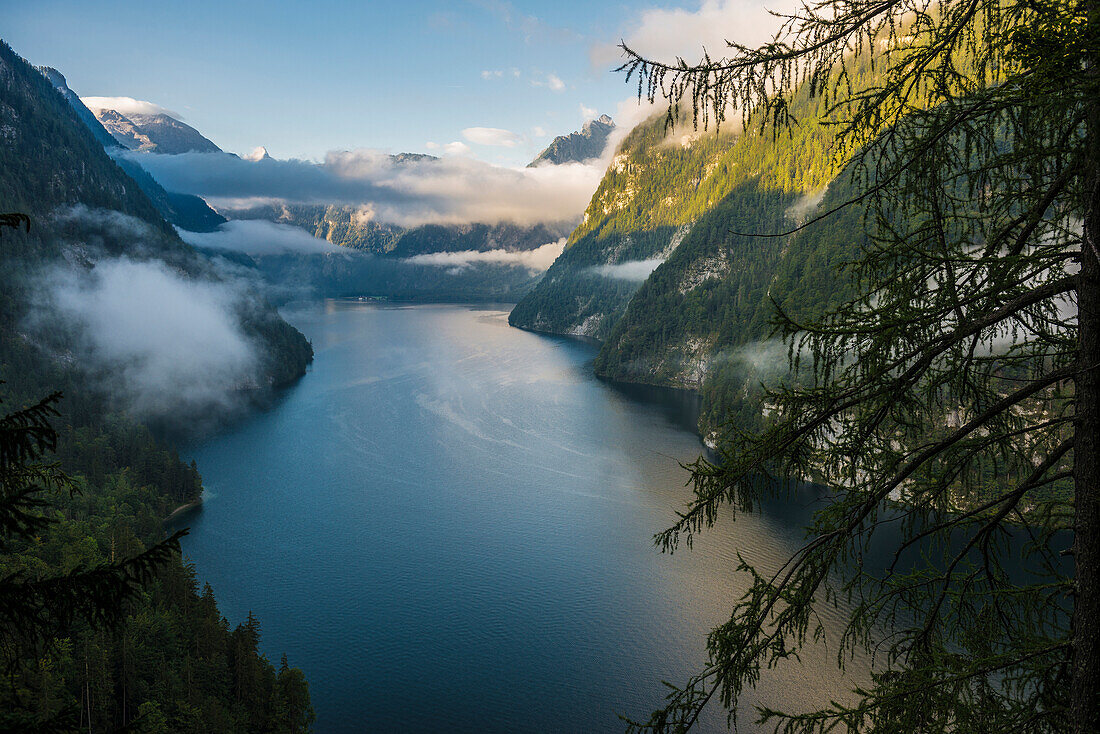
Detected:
[{"left": 173, "top": 301, "right": 858, "bottom": 733}]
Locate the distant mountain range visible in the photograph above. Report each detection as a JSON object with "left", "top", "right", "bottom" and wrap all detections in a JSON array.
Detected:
[
  {"left": 221, "top": 121, "right": 613, "bottom": 256},
  {"left": 33, "top": 67, "right": 622, "bottom": 306},
  {"left": 529, "top": 114, "right": 614, "bottom": 166}
]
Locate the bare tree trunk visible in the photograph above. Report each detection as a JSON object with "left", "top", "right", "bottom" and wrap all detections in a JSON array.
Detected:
[{"left": 1073, "top": 7, "right": 1100, "bottom": 726}]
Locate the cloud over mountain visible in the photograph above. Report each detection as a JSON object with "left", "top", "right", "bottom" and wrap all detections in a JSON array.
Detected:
[
  {"left": 587, "top": 258, "right": 665, "bottom": 281},
  {"left": 123, "top": 149, "right": 603, "bottom": 228},
  {"left": 80, "top": 95, "right": 183, "bottom": 119},
  {"left": 30, "top": 256, "right": 258, "bottom": 418},
  {"left": 403, "top": 239, "right": 566, "bottom": 273}
]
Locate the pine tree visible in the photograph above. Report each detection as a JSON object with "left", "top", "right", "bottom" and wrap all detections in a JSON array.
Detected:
[
  {"left": 0, "top": 387, "right": 185, "bottom": 730},
  {"left": 274, "top": 654, "right": 315, "bottom": 734},
  {"left": 617, "top": 0, "right": 1098, "bottom": 731}
]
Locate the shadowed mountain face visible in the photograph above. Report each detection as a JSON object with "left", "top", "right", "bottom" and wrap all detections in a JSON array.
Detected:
[
  {"left": 92, "top": 108, "right": 221, "bottom": 154},
  {"left": 529, "top": 114, "right": 615, "bottom": 167},
  {"left": 38, "top": 66, "right": 121, "bottom": 151}
]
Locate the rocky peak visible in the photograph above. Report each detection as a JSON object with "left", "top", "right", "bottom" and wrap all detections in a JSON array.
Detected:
[
  {"left": 244, "top": 146, "right": 272, "bottom": 161},
  {"left": 528, "top": 115, "right": 616, "bottom": 167}
]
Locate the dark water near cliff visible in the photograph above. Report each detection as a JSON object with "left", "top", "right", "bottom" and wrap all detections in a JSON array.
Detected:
[{"left": 173, "top": 302, "right": 861, "bottom": 733}]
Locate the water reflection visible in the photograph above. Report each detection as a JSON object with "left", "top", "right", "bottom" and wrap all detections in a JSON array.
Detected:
[{"left": 175, "top": 302, "right": 866, "bottom": 733}]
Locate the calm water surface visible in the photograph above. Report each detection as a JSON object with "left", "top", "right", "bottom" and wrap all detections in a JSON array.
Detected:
[{"left": 174, "top": 302, "right": 857, "bottom": 733}]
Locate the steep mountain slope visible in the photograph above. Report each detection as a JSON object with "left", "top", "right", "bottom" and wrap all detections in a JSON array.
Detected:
[
  {"left": 38, "top": 66, "right": 120, "bottom": 150},
  {"left": 508, "top": 117, "right": 747, "bottom": 339},
  {"left": 41, "top": 67, "right": 226, "bottom": 232},
  {"left": 1, "top": 40, "right": 311, "bottom": 395},
  {"left": 90, "top": 106, "right": 222, "bottom": 153},
  {"left": 529, "top": 114, "right": 615, "bottom": 166},
  {"left": 0, "top": 38, "right": 314, "bottom": 731},
  {"left": 511, "top": 58, "right": 882, "bottom": 438}
]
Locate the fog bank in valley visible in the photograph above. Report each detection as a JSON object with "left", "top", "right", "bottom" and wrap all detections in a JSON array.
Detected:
[{"left": 27, "top": 207, "right": 265, "bottom": 420}]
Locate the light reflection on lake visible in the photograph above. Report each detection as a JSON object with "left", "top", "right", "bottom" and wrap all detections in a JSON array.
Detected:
[{"left": 174, "top": 301, "right": 860, "bottom": 733}]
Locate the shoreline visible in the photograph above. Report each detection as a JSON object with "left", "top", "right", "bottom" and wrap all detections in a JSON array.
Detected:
[{"left": 164, "top": 496, "right": 203, "bottom": 524}]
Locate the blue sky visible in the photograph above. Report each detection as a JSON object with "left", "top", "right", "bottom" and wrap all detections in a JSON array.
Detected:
[
  {"left": 4, "top": 1, "right": 785, "bottom": 166},
  {"left": 2, "top": 1, "right": 658, "bottom": 165}
]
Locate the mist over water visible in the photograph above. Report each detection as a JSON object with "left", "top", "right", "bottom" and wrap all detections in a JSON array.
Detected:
[{"left": 173, "top": 302, "right": 862, "bottom": 733}]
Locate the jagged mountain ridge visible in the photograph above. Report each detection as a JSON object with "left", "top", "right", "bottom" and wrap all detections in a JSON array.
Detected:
[{"left": 528, "top": 114, "right": 614, "bottom": 167}]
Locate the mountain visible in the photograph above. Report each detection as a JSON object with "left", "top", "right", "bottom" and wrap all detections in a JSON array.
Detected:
[
  {"left": 1, "top": 38, "right": 313, "bottom": 730},
  {"left": 244, "top": 145, "right": 272, "bottom": 161},
  {"left": 41, "top": 67, "right": 226, "bottom": 232},
  {"left": 89, "top": 106, "right": 222, "bottom": 154},
  {"left": 528, "top": 114, "right": 615, "bottom": 166},
  {"left": 385, "top": 221, "right": 567, "bottom": 258},
  {"left": 225, "top": 200, "right": 572, "bottom": 257},
  {"left": 217, "top": 132, "right": 589, "bottom": 267},
  {"left": 5, "top": 42, "right": 311, "bottom": 395},
  {"left": 509, "top": 117, "right": 737, "bottom": 340},
  {"left": 509, "top": 64, "right": 872, "bottom": 441}
]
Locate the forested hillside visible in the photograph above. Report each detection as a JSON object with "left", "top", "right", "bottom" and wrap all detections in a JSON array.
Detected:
[
  {"left": 511, "top": 54, "right": 879, "bottom": 440},
  {"left": 0, "top": 38, "right": 314, "bottom": 731},
  {"left": 598, "top": 170, "right": 865, "bottom": 439}
]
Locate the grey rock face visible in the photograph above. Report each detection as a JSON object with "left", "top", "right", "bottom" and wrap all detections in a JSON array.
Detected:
[{"left": 528, "top": 115, "right": 615, "bottom": 167}]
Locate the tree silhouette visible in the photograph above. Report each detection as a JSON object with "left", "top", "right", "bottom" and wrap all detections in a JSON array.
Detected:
[{"left": 618, "top": 1, "right": 1097, "bottom": 731}]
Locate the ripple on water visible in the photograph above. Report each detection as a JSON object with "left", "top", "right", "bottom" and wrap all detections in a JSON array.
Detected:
[{"left": 176, "top": 302, "right": 870, "bottom": 733}]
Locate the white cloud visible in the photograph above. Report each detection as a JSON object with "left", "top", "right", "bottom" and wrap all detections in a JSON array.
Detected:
[
  {"left": 580, "top": 103, "right": 597, "bottom": 119},
  {"left": 481, "top": 69, "right": 504, "bottom": 79},
  {"left": 592, "top": 0, "right": 795, "bottom": 69},
  {"left": 785, "top": 188, "right": 826, "bottom": 222},
  {"left": 124, "top": 148, "right": 603, "bottom": 228},
  {"left": 403, "top": 239, "right": 565, "bottom": 273},
  {"left": 462, "top": 126, "right": 524, "bottom": 147},
  {"left": 80, "top": 95, "right": 182, "bottom": 119},
  {"left": 532, "top": 125, "right": 548, "bottom": 137},
  {"left": 587, "top": 258, "right": 665, "bottom": 281},
  {"left": 30, "top": 255, "right": 258, "bottom": 418},
  {"left": 532, "top": 72, "right": 567, "bottom": 91},
  {"left": 178, "top": 219, "right": 340, "bottom": 255}
]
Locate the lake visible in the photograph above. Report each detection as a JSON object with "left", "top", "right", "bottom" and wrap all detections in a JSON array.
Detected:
[{"left": 173, "top": 301, "right": 858, "bottom": 733}]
